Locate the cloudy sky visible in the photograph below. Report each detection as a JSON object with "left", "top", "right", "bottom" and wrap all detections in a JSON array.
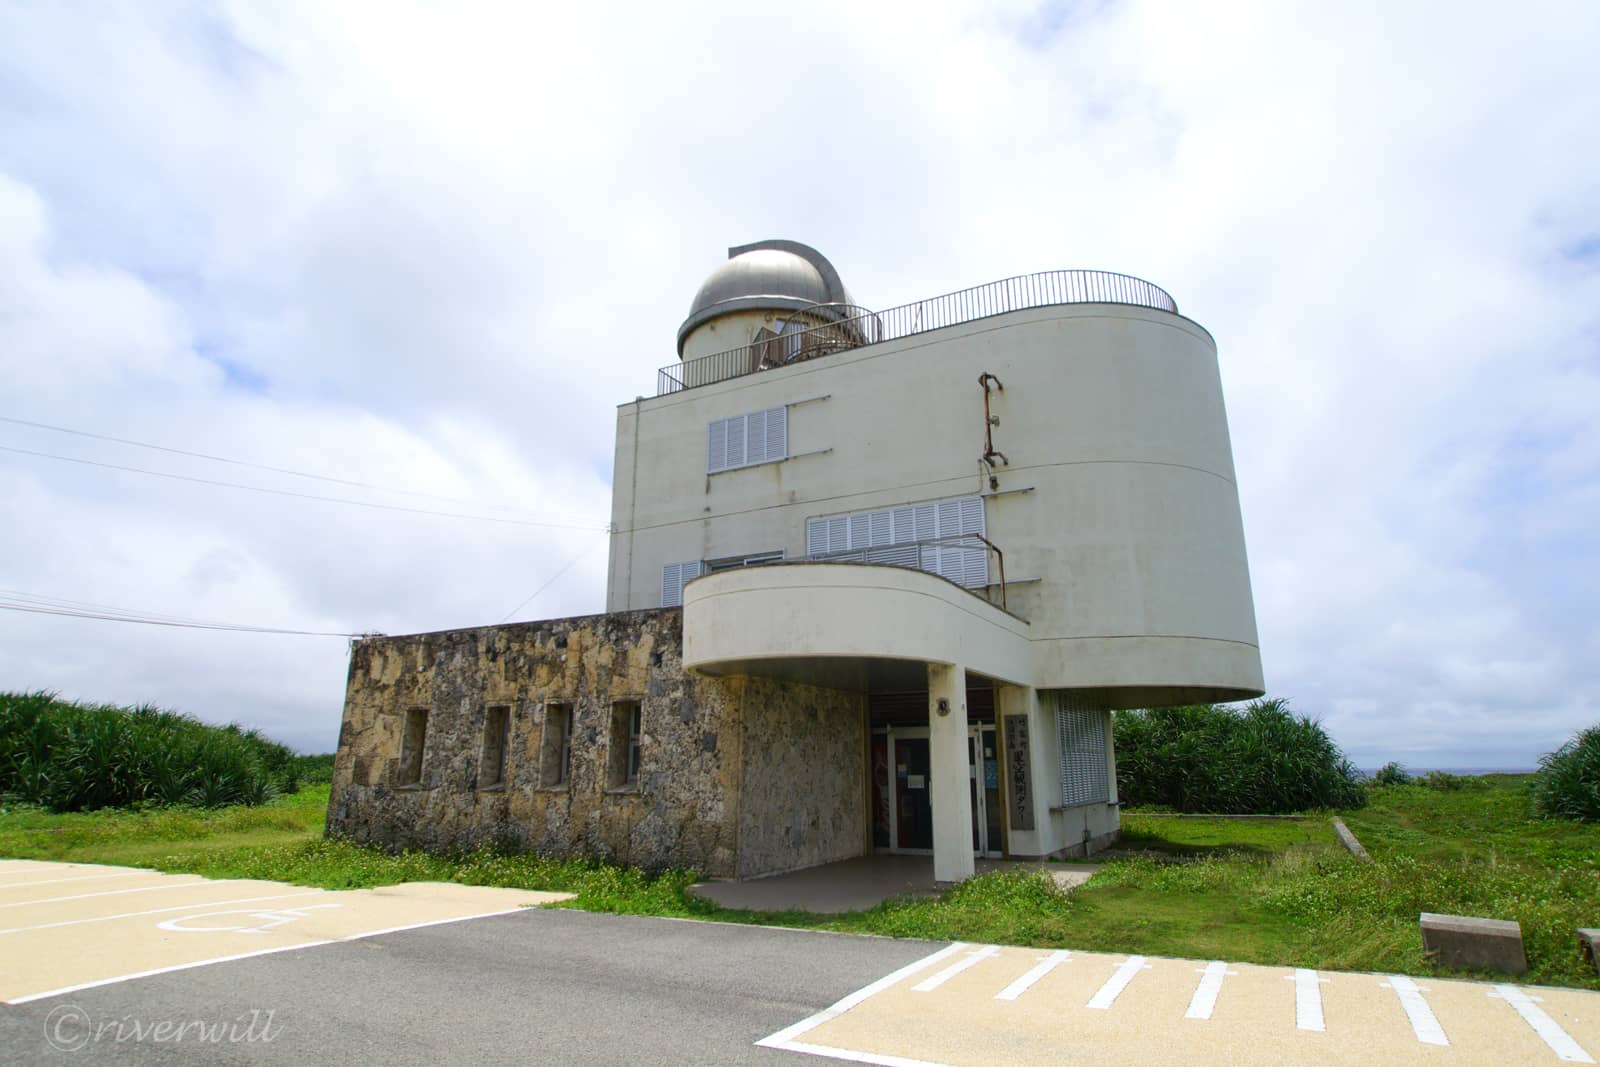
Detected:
[{"left": 2, "top": 1, "right": 1596, "bottom": 768}]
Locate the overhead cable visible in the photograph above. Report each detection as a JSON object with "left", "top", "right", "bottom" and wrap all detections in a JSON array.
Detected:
[
  {"left": 0, "top": 599, "right": 358, "bottom": 637},
  {"left": 0, "top": 445, "right": 608, "bottom": 531},
  {"left": 0, "top": 414, "right": 533, "bottom": 512}
]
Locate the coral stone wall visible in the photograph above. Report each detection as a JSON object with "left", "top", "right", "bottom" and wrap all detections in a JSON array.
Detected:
[
  {"left": 327, "top": 608, "right": 869, "bottom": 879},
  {"left": 736, "top": 677, "right": 866, "bottom": 878},
  {"left": 328, "top": 609, "right": 744, "bottom": 876}
]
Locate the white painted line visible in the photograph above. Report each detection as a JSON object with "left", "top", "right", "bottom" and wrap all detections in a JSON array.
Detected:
[
  {"left": 1086, "top": 955, "right": 1149, "bottom": 1010},
  {"left": 1289, "top": 968, "right": 1328, "bottom": 1031},
  {"left": 0, "top": 879, "right": 211, "bottom": 909},
  {"left": 995, "top": 949, "right": 1071, "bottom": 1001},
  {"left": 0, "top": 891, "right": 327, "bottom": 936},
  {"left": 1185, "top": 961, "right": 1234, "bottom": 1020},
  {"left": 1491, "top": 984, "right": 1595, "bottom": 1063},
  {"left": 1383, "top": 975, "right": 1447, "bottom": 1046},
  {"left": 6, "top": 905, "right": 536, "bottom": 1005},
  {"left": 0, "top": 871, "right": 151, "bottom": 890},
  {"left": 756, "top": 942, "right": 968, "bottom": 1050},
  {"left": 779, "top": 1040, "right": 953, "bottom": 1067},
  {"left": 912, "top": 944, "right": 1000, "bottom": 992}
]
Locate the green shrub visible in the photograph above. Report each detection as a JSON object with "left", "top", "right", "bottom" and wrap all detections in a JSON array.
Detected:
[
  {"left": 1114, "top": 698, "right": 1365, "bottom": 814},
  {"left": 0, "top": 690, "right": 301, "bottom": 812},
  {"left": 1370, "top": 762, "right": 1411, "bottom": 787},
  {"left": 1530, "top": 724, "right": 1600, "bottom": 822}
]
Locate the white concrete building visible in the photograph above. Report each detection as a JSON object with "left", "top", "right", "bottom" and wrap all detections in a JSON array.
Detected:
[{"left": 607, "top": 240, "right": 1264, "bottom": 882}]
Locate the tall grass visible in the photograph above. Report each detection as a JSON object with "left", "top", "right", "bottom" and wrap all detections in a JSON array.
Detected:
[
  {"left": 0, "top": 690, "right": 315, "bottom": 812},
  {"left": 1530, "top": 723, "right": 1600, "bottom": 822},
  {"left": 1115, "top": 698, "right": 1366, "bottom": 813}
]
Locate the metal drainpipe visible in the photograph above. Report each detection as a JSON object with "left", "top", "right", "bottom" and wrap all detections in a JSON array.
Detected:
[{"left": 979, "top": 373, "right": 1008, "bottom": 489}]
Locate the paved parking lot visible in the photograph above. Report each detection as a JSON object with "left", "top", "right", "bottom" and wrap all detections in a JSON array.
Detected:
[
  {"left": 4, "top": 858, "right": 1598, "bottom": 1064},
  {"left": 761, "top": 941, "right": 1600, "bottom": 1066},
  {"left": 0, "top": 859, "right": 571, "bottom": 1003}
]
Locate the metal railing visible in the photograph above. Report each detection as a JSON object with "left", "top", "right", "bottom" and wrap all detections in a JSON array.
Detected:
[
  {"left": 804, "top": 533, "right": 1009, "bottom": 610},
  {"left": 658, "top": 268, "right": 1178, "bottom": 395}
]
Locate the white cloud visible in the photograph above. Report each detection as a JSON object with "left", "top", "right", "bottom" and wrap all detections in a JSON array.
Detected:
[{"left": 0, "top": 0, "right": 1595, "bottom": 764}]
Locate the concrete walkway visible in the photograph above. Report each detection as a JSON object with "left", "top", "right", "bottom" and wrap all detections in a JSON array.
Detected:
[{"left": 688, "top": 854, "right": 1099, "bottom": 913}]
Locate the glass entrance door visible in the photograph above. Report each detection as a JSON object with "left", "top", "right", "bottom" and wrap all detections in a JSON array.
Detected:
[
  {"left": 968, "top": 726, "right": 1003, "bottom": 858},
  {"left": 882, "top": 728, "right": 1001, "bottom": 858}
]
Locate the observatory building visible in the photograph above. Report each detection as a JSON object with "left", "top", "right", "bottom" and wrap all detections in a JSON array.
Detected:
[{"left": 328, "top": 241, "right": 1263, "bottom": 884}]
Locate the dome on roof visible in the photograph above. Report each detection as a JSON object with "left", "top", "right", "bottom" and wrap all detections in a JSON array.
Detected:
[{"left": 677, "top": 240, "right": 854, "bottom": 355}]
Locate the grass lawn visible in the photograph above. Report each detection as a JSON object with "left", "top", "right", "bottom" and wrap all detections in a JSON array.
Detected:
[{"left": 2, "top": 776, "right": 1596, "bottom": 989}]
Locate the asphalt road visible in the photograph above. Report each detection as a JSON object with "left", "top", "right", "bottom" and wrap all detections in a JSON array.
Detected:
[{"left": 0, "top": 908, "right": 942, "bottom": 1065}]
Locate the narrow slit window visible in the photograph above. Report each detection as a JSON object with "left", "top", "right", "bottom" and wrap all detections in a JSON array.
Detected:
[
  {"left": 398, "top": 707, "right": 429, "bottom": 786},
  {"left": 480, "top": 705, "right": 510, "bottom": 788},
  {"left": 608, "top": 701, "right": 642, "bottom": 789},
  {"left": 540, "top": 703, "right": 573, "bottom": 787}
]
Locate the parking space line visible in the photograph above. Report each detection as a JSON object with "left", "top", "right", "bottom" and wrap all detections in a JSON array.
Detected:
[
  {"left": 756, "top": 942, "right": 967, "bottom": 1051},
  {"left": 1086, "top": 955, "right": 1149, "bottom": 1010},
  {"left": 0, "top": 891, "right": 326, "bottom": 936},
  {"left": 995, "top": 949, "right": 1071, "bottom": 1001},
  {"left": 1290, "top": 968, "right": 1327, "bottom": 1031},
  {"left": 1185, "top": 960, "right": 1233, "bottom": 1020},
  {"left": 0, "top": 878, "right": 209, "bottom": 909},
  {"left": 0, "top": 871, "right": 150, "bottom": 890},
  {"left": 1491, "top": 984, "right": 1596, "bottom": 1063},
  {"left": 1384, "top": 975, "right": 1448, "bottom": 1046},
  {"left": 912, "top": 944, "right": 999, "bottom": 992},
  {"left": 777, "top": 1039, "right": 952, "bottom": 1067},
  {"left": 6, "top": 906, "right": 536, "bottom": 1005}
]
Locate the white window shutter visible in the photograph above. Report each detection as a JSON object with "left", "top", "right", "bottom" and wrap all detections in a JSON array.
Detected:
[
  {"left": 661, "top": 560, "right": 703, "bottom": 607},
  {"left": 868, "top": 510, "right": 892, "bottom": 546},
  {"left": 725, "top": 413, "right": 746, "bottom": 468},
  {"left": 745, "top": 409, "right": 766, "bottom": 464},
  {"left": 827, "top": 516, "right": 849, "bottom": 553},
  {"left": 891, "top": 506, "right": 915, "bottom": 544},
  {"left": 707, "top": 419, "right": 728, "bottom": 473},
  {"left": 806, "top": 517, "right": 828, "bottom": 556},
  {"left": 805, "top": 495, "right": 987, "bottom": 588},
  {"left": 1057, "top": 696, "right": 1109, "bottom": 807},
  {"left": 766, "top": 407, "right": 787, "bottom": 462}
]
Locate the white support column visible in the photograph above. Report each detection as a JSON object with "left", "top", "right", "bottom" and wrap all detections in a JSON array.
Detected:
[{"left": 928, "top": 661, "right": 975, "bottom": 884}]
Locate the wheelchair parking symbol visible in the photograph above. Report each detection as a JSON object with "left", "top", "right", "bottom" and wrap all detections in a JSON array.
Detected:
[{"left": 157, "top": 904, "right": 342, "bottom": 935}]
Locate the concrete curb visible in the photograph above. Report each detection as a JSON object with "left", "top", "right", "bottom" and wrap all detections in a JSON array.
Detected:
[{"left": 1331, "top": 817, "right": 1372, "bottom": 862}]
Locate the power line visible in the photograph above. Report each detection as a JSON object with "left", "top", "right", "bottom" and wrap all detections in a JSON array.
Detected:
[
  {"left": 498, "top": 536, "right": 609, "bottom": 623},
  {"left": 0, "top": 414, "right": 535, "bottom": 512},
  {"left": 0, "top": 599, "right": 358, "bottom": 638},
  {"left": 0, "top": 445, "right": 607, "bottom": 531}
]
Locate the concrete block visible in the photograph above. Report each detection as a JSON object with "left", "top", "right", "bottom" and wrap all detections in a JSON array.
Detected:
[
  {"left": 1331, "top": 817, "right": 1372, "bottom": 862},
  {"left": 1579, "top": 929, "right": 1600, "bottom": 977},
  {"left": 1420, "top": 913, "right": 1527, "bottom": 975}
]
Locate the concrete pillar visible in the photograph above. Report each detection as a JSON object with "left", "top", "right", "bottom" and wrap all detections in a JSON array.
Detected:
[{"left": 927, "top": 661, "right": 975, "bottom": 884}]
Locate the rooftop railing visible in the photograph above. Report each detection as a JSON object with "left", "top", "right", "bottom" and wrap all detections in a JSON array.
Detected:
[{"left": 657, "top": 268, "right": 1178, "bottom": 395}]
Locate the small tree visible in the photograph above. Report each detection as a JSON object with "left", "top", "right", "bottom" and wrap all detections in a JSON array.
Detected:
[
  {"left": 1530, "top": 724, "right": 1600, "bottom": 822},
  {"left": 1370, "top": 762, "right": 1410, "bottom": 786},
  {"left": 1113, "top": 698, "right": 1365, "bottom": 813}
]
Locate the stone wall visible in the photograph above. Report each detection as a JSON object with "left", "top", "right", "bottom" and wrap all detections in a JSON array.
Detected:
[
  {"left": 736, "top": 677, "right": 866, "bottom": 878},
  {"left": 327, "top": 608, "right": 871, "bottom": 879},
  {"left": 328, "top": 609, "right": 744, "bottom": 876}
]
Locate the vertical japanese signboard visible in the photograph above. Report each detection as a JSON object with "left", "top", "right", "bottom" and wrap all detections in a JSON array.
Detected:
[{"left": 1004, "top": 714, "right": 1034, "bottom": 830}]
